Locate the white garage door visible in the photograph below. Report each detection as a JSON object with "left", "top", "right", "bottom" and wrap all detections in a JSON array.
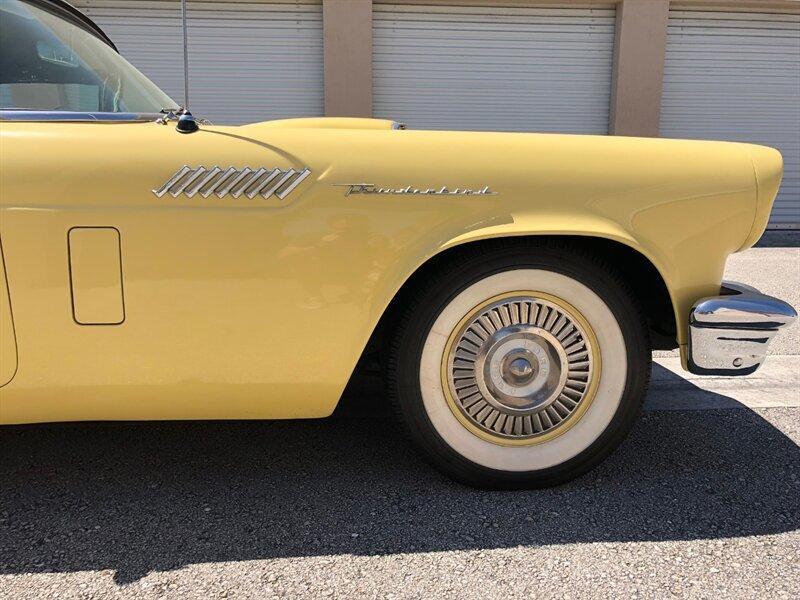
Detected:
[
  {"left": 74, "top": 0, "right": 324, "bottom": 125},
  {"left": 660, "top": 10, "right": 800, "bottom": 228},
  {"left": 373, "top": 3, "right": 616, "bottom": 134}
]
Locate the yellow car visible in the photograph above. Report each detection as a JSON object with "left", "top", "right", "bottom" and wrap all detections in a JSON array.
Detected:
[{"left": 0, "top": 0, "right": 795, "bottom": 488}]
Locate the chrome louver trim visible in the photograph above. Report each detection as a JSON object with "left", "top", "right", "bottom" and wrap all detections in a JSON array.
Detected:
[
  {"left": 245, "top": 168, "right": 281, "bottom": 199},
  {"left": 228, "top": 168, "right": 254, "bottom": 199},
  {"left": 186, "top": 166, "right": 222, "bottom": 197},
  {"left": 153, "top": 166, "right": 312, "bottom": 200}
]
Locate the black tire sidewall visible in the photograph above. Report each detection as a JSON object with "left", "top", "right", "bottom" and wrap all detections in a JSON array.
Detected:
[{"left": 389, "top": 243, "right": 651, "bottom": 489}]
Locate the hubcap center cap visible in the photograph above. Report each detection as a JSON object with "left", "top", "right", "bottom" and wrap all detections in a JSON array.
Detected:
[{"left": 504, "top": 355, "right": 534, "bottom": 384}]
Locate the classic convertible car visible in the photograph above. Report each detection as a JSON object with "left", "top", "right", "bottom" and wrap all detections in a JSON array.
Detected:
[{"left": 0, "top": 0, "right": 796, "bottom": 488}]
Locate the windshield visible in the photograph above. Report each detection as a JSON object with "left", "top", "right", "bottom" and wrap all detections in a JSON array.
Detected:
[{"left": 0, "top": 0, "right": 177, "bottom": 113}]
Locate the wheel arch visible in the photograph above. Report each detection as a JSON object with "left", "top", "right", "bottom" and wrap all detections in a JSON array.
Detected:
[{"left": 346, "top": 232, "right": 678, "bottom": 399}]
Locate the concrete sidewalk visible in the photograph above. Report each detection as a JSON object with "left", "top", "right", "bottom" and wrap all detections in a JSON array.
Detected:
[{"left": 648, "top": 355, "right": 800, "bottom": 411}]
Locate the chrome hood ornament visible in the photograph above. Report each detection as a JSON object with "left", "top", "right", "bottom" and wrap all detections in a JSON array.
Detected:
[{"left": 335, "top": 183, "right": 495, "bottom": 197}]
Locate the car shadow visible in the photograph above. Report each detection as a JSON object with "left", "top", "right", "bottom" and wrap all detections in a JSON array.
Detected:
[
  {"left": 1, "top": 363, "right": 798, "bottom": 584},
  {"left": 755, "top": 230, "right": 800, "bottom": 248}
]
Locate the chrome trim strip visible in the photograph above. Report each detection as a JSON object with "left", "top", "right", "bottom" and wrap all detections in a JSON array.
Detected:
[
  {"left": 238, "top": 168, "right": 269, "bottom": 199},
  {"left": 687, "top": 281, "right": 797, "bottom": 375},
  {"left": 260, "top": 169, "right": 297, "bottom": 199},
  {"left": 185, "top": 166, "right": 221, "bottom": 198},
  {"left": 276, "top": 168, "right": 312, "bottom": 200},
  {"left": 229, "top": 168, "right": 256, "bottom": 199},
  {"left": 154, "top": 166, "right": 313, "bottom": 200},
  {"left": 152, "top": 165, "right": 192, "bottom": 198},
  {"left": 201, "top": 167, "right": 237, "bottom": 198},
  {"left": 169, "top": 167, "right": 206, "bottom": 198},
  {"left": 246, "top": 168, "right": 282, "bottom": 199},
  {"left": 212, "top": 169, "right": 247, "bottom": 198},
  {"left": 201, "top": 167, "right": 239, "bottom": 198},
  {"left": 215, "top": 168, "right": 252, "bottom": 198},
  {"left": 0, "top": 110, "right": 162, "bottom": 123}
]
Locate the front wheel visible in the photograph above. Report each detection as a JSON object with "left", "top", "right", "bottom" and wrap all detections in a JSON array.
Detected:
[{"left": 388, "top": 243, "right": 651, "bottom": 488}]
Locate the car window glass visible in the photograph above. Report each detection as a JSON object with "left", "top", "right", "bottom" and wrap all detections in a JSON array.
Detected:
[{"left": 0, "top": 0, "right": 176, "bottom": 113}]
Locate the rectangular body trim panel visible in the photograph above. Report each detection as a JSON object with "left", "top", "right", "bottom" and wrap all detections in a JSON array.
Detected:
[
  {"left": 0, "top": 239, "right": 18, "bottom": 386},
  {"left": 68, "top": 227, "right": 125, "bottom": 325}
]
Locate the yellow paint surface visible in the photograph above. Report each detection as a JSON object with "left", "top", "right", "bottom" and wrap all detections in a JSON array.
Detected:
[{"left": 0, "top": 118, "right": 781, "bottom": 423}]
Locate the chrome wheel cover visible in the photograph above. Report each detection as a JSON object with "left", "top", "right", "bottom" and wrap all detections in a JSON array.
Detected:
[{"left": 444, "top": 295, "right": 596, "bottom": 443}]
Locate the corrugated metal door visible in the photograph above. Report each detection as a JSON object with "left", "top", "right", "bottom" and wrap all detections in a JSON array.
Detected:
[
  {"left": 373, "top": 3, "right": 616, "bottom": 134},
  {"left": 74, "top": 0, "right": 324, "bottom": 124},
  {"left": 660, "top": 10, "right": 800, "bottom": 228}
]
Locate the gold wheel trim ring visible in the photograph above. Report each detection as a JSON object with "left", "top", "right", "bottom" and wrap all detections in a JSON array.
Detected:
[{"left": 440, "top": 291, "right": 602, "bottom": 447}]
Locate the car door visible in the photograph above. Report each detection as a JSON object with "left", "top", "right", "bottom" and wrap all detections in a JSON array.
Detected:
[
  {"left": 0, "top": 0, "right": 358, "bottom": 423},
  {"left": 0, "top": 119, "right": 350, "bottom": 422}
]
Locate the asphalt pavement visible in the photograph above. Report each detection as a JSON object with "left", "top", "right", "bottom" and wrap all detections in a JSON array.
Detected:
[{"left": 1, "top": 233, "right": 798, "bottom": 599}]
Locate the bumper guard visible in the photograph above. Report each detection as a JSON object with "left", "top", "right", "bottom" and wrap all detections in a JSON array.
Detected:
[{"left": 688, "top": 281, "right": 796, "bottom": 376}]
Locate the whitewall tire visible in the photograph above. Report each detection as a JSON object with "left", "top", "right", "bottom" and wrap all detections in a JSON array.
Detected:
[{"left": 388, "top": 241, "right": 650, "bottom": 488}]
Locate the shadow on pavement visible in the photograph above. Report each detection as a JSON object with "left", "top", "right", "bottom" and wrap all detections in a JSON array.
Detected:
[
  {"left": 1, "top": 364, "right": 798, "bottom": 584},
  {"left": 754, "top": 230, "right": 799, "bottom": 248}
]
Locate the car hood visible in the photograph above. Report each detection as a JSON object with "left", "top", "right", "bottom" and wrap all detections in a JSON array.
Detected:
[
  {"left": 209, "top": 120, "right": 779, "bottom": 252},
  {"left": 242, "top": 117, "right": 402, "bottom": 132}
]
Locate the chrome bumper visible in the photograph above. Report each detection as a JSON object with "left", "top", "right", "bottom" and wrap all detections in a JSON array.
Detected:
[{"left": 688, "top": 281, "right": 796, "bottom": 376}]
